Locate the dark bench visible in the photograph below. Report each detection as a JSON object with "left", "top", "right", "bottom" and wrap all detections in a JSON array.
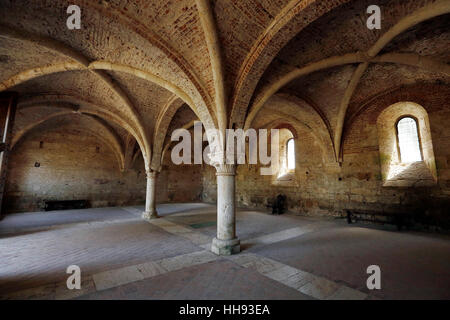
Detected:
[
  {"left": 344, "top": 209, "right": 413, "bottom": 231},
  {"left": 44, "top": 200, "right": 89, "bottom": 211},
  {"left": 267, "top": 194, "right": 287, "bottom": 215}
]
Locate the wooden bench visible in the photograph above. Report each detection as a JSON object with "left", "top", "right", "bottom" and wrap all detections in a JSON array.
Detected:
[
  {"left": 266, "top": 194, "right": 287, "bottom": 215},
  {"left": 344, "top": 209, "right": 413, "bottom": 231},
  {"left": 44, "top": 200, "right": 89, "bottom": 211}
]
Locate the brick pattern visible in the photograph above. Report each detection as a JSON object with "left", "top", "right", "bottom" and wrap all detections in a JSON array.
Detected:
[
  {"left": 2, "top": 204, "right": 450, "bottom": 299},
  {"left": 226, "top": 253, "right": 367, "bottom": 300},
  {"left": 0, "top": 207, "right": 201, "bottom": 295},
  {"left": 5, "top": 119, "right": 203, "bottom": 213},
  {"left": 202, "top": 84, "right": 450, "bottom": 226},
  {"left": 0, "top": 204, "right": 365, "bottom": 300}
]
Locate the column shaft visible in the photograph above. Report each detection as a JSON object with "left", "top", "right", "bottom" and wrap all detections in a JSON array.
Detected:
[
  {"left": 216, "top": 173, "right": 236, "bottom": 240},
  {"left": 211, "top": 164, "right": 240, "bottom": 255},
  {"left": 142, "top": 170, "right": 159, "bottom": 220},
  {"left": 0, "top": 93, "right": 18, "bottom": 218}
]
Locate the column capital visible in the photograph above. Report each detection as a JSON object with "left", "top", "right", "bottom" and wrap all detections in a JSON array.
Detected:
[
  {"left": 145, "top": 170, "right": 157, "bottom": 179},
  {"left": 215, "top": 164, "right": 236, "bottom": 176},
  {"left": 209, "top": 150, "right": 239, "bottom": 176}
]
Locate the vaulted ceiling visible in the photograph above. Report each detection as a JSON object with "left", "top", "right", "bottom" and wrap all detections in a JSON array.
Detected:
[{"left": 1, "top": 0, "right": 449, "bottom": 170}]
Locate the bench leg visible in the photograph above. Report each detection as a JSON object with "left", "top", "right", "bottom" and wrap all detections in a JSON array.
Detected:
[{"left": 346, "top": 211, "right": 352, "bottom": 224}]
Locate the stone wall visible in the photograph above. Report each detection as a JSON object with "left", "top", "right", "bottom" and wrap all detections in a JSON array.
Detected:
[
  {"left": 5, "top": 83, "right": 449, "bottom": 228},
  {"left": 4, "top": 125, "right": 202, "bottom": 213},
  {"left": 202, "top": 84, "right": 450, "bottom": 228}
]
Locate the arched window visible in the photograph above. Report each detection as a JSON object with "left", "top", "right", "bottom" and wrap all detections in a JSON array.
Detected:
[
  {"left": 397, "top": 117, "right": 422, "bottom": 163},
  {"left": 287, "top": 138, "right": 295, "bottom": 169},
  {"left": 377, "top": 102, "right": 436, "bottom": 187}
]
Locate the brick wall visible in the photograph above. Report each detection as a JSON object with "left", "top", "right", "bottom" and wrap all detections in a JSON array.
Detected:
[
  {"left": 202, "top": 84, "right": 450, "bottom": 227},
  {"left": 4, "top": 125, "right": 202, "bottom": 213}
]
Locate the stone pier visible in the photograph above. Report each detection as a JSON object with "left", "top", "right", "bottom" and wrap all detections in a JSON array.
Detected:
[
  {"left": 211, "top": 164, "right": 240, "bottom": 255},
  {"left": 142, "top": 170, "right": 159, "bottom": 221}
]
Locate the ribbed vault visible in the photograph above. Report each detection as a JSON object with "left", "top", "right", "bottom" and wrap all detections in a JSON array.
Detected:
[{"left": 0, "top": 0, "right": 448, "bottom": 168}]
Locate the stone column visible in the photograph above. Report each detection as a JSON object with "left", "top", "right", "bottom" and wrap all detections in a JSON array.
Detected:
[
  {"left": 0, "top": 92, "right": 18, "bottom": 219},
  {"left": 142, "top": 170, "right": 159, "bottom": 220},
  {"left": 211, "top": 164, "right": 240, "bottom": 255}
]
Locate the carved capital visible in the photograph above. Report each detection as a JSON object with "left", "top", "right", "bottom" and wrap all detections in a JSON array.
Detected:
[
  {"left": 215, "top": 164, "right": 236, "bottom": 176},
  {"left": 208, "top": 150, "right": 225, "bottom": 167},
  {"left": 209, "top": 150, "right": 243, "bottom": 167},
  {"left": 145, "top": 170, "right": 157, "bottom": 179}
]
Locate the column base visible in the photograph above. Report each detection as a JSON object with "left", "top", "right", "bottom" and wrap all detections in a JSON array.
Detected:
[
  {"left": 142, "top": 210, "right": 159, "bottom": 221},
  {"left": 211, "top": 237, "right": 240, "bottom": 255}
]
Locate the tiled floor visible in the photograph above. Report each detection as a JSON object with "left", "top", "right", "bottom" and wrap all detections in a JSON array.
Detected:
[{"left": 0, "top": 203, "right": 449, "bottom": 300}]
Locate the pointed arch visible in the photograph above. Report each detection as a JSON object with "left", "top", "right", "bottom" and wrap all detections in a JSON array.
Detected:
[{"left": 11, "top": 111, "right": 126, "bottom": 172}]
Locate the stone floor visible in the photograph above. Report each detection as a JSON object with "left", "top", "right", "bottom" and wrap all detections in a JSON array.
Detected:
[{"left": 0, "top": 203, "right": 449, "bottom": 300}]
